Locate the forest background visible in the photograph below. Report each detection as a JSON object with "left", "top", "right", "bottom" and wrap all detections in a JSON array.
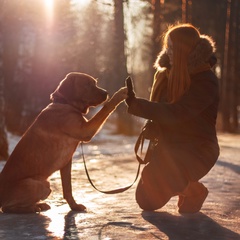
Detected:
[{"left": 0, "top": 0, "right": 239, "bottom": 160}]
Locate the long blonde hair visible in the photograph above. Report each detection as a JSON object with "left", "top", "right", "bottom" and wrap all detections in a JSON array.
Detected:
[{"left": 163, "top": 24, "right": 200, "bottom": 103}]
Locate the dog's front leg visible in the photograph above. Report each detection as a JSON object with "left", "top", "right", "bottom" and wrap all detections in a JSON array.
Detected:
[
  {"left": 60, "top": 160, "right": 86, "bottom": 211},
  {"left": 81, "top": 87, "right": 128, "bottom": 141}
]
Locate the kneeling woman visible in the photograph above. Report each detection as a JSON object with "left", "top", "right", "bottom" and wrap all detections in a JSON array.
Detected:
[{"left": 126, "top": 23, "right": 219, "bottom": 213}]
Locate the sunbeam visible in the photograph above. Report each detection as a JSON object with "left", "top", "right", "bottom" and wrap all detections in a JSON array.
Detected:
[
  {"left": 72, "top": 0, "right": 91, "bottom": 7},
  {"left": 44, "top": 0, "right": 54, "bottom": 28}
]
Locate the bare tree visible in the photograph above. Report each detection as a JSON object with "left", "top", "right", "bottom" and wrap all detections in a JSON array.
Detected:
[
  {"left": 2, "top": 0, "right": 26, "bottom": 134},
  {"left": 0, "top": 72, "right": 8, "bottom": 160},
  {"left": 221, "top": 0, "right": 240, "bottom": 132},
  {"left": 152, "top": 0, "right": 165, "bottom": 69},
  {"left": 112, "top": 0, "right": 135, "bottom": 135},
  {"left": 182, "top": 0, "right": 192, "bottom": 23},
  {"left": 0, "top": 0, "right": 9, "bottom": 160}
]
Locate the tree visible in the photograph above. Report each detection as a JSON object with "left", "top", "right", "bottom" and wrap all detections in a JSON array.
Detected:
[
  {"left": 0, "top": 75, "right": 8, "bottom": 160},
  {"left": 1, "top": 0, "right": 239, "bottom": 135},
  {"left": 0, "top": 0, "right": 9, "bottom": 160},
  {"left": 112, "top": 0, "right": 135, "bottom": 135},
  {"left": 1, "top": 0, "right": 26, "bottom": 134},
  {"left": 221, "top": 0, "right": 240, "bottom": 132},
  {"left": 181, "top": 0, "right": 192, "bottom": 23},
  {"left": 152, "top": 0, "right": 164, "bottom": 64}
]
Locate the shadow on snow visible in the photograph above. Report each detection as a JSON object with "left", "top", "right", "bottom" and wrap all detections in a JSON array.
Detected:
[{"left": 142, "top": 211, "right": 240, "bottom": 240}]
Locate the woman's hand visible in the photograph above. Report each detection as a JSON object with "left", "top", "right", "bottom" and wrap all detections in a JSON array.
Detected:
[{"left": 125, "top": 76, "right": 136, "bottom": 106}]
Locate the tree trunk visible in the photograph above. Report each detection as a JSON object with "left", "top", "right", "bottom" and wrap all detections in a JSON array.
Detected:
[
  {"left": 2, "top": 1, "right": 24, "bottom": 134},
  {"left": 113, "top": 0, "right": 135, "bottom": 135},
  {"left": 0, "top": 4, "right": 9, "bottom": 159},
  {"left": 231, "top": 0, "right": 240, "bottom": 132},
  {"left": 182, "top": 0, "right": 192, "bottom": 23},
  {"left": 0, "top": 75, "right": 9, "bottom": 160},
  {"left": 152, "top": 0, "right": 164, "bottom": 65},
  {"left": 221, "top": 0, "right": 239, "bottom": 132},
  {"left": 221, "top": 0, "right": 232, "bottom": 131}
]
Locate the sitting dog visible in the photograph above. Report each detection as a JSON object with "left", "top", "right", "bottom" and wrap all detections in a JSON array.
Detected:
[{"left": 0, "top": 72, "right": 128, "bottom": 213}]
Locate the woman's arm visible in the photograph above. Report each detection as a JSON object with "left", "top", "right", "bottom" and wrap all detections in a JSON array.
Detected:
[{"left": 127, "top": 71, "right": 219, "bottom": 125}]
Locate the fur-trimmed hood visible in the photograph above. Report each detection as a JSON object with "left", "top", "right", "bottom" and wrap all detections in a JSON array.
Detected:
[{"left": 155, "top": 34, "right": 217, "bottom": 72}]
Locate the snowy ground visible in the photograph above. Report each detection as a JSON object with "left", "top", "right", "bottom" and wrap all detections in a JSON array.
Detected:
[{"left": 0, "top": 123, "right": 239, "bottom": 240}]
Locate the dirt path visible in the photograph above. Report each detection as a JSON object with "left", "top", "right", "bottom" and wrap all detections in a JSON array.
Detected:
[{"left": 0, "top": 133, "right": 239, "bottom": 239}]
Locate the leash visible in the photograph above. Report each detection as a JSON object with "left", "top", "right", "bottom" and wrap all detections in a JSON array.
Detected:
[{"left": 80, "top": 142, "right": 141, "bottom": 194}]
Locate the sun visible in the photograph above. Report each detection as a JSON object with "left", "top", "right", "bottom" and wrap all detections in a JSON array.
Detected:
[
  {"left": 43, "top": 0, "right": 91, "bottom": 27},
  {"left": 44, "top": 0, "right": 54, "bottom": 10},
  {"left": 44, "top": 0, "right": 54, "bottom": 27}
]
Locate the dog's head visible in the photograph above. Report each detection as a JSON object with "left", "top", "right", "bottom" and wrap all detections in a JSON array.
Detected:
[{"left": 50, "top": 72, "right": 108, "bottom": 114}]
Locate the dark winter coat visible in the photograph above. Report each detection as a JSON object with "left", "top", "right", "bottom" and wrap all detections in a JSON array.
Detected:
[{"left": 128, "top": 37, "right": 219, "bottom": 182}]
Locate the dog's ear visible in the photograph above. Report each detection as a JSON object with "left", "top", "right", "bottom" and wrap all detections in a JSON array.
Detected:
[
  {"left": 51, "top": 73, "right": 77, "bottom": 102},
  {"left": 58, "top": 74, "right": 75, "bottom": 101}
]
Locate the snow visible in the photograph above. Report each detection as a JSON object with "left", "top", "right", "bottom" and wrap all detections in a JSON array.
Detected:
[{"left": 0, "top": 124, "right": 239, "bottom": 239}]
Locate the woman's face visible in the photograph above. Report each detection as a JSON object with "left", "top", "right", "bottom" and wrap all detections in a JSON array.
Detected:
[{"left": 166, "top": 37, "right": 173, "bottom": 65}]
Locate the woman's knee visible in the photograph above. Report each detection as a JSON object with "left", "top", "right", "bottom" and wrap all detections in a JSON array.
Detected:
[{"left": 135, "top": 180, "right": 171, "bottom": 211}]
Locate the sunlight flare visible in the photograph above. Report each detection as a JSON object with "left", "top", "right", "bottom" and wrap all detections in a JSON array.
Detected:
[
  {"left": 72, "top": 0, "right": 91, "bottom": 7},
  {"left": 44, "top": 209, "right": 65, "bottom": 238},
  {"left": 44, "top": 0, "right": 54, "bottom": 28}
]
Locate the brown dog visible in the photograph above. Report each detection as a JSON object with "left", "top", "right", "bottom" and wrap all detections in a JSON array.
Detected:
[{"left": 0, "top": 72, "right": 128, "bottom": 213}]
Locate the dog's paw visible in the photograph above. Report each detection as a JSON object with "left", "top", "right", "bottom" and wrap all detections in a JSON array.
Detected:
[{"left": 71, "top": 203, "right": 86, "bottom": 212}]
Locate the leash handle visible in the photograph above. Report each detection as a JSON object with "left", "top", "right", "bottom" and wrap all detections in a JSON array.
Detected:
[{"left": 80, "top": 143, "right": 141, "bottom": 194}]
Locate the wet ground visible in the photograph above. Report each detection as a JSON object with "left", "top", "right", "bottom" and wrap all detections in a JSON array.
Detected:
[{"left": 0, "top": 132, "right": 239, "bottom": 239}]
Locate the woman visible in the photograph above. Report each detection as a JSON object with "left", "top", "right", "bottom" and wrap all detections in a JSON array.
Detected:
[{"left": 126, "top": 23, "right": 219, "bottom": 213}]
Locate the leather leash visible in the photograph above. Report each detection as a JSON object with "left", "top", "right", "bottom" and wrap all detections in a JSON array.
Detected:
[{"left": 80, "top": 142, "right": 141, "bottom": 194}]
